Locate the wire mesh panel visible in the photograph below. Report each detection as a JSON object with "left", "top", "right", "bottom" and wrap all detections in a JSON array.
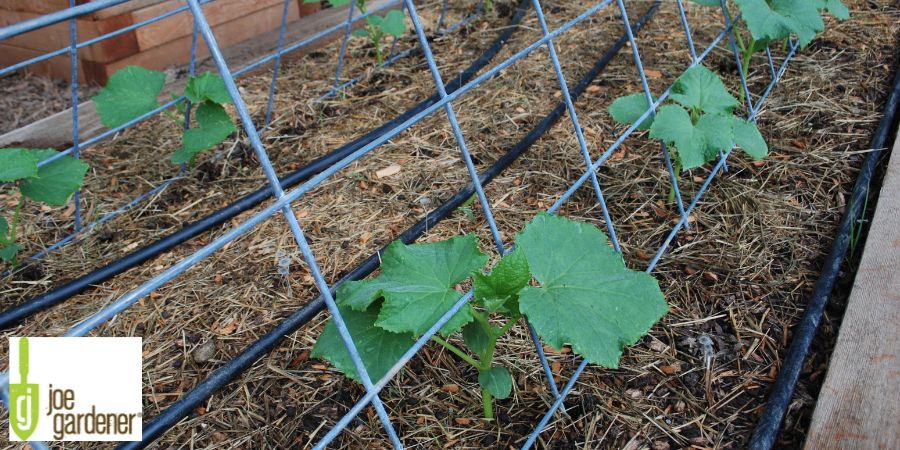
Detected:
[{"left": 0, "top": 0, "right": 804, "bottom": 448}]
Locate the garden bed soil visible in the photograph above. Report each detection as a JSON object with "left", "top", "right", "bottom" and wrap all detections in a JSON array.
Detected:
[{"left": 1, "top": 0, "right": 898, "bottom": 448}]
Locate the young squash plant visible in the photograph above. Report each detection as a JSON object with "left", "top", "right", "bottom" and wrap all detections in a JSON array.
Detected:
[
  {"left": 307, "top": 0, "right": 407, "bottom": 66},
  {"left": 0, "top": 148, "right": 89, "bottom": 266},
  {"left": 312, "top": 212, "right": 668, "bottom": 419},
  {"left": 94, "top": 65, "right": 236, "bottom": 166},
  {"left": 609, "top": 64, "right": 767, "bottom": 202}
]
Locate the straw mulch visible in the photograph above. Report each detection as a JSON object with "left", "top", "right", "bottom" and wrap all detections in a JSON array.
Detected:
[{"left": 1, "top": 0, "right": 898, "bottom": 448}]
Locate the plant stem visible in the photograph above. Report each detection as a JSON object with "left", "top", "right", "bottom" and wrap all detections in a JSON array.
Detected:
[
  {"left": 739, "top": 38, "right": 756, "bottom": 105},
  {"left": 430, "top": 335, "right": 481, "bottom": 368},
  {"left": 6, "top": 194, "right": 25, "bottom": 268},
  {"left": 481, "top": 387, "right": 494, "bottom": 419},
  {"left": 9, "top": 194, "right": 24, "bottom": 243},
  {"left": 357, "top": 0, "right": 383, "bottom": 66},
  {"left": 668, "top": 159, "right": 681, "bottom": 204}
]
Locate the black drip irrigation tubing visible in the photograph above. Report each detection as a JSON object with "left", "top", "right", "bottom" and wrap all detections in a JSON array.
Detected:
[
  {"left": 0, "top": 0, "right": 533, "bottom": 330},
  {"left": 749, "top": 56, "right": 900, "bottom": 450},
  {"left": 117, "top": 4, "right": 662, "bottom": 448}
]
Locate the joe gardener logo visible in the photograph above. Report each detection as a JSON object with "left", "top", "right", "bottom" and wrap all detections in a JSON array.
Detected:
[
  {"left": 7, "top": 337, "right": 142, "bottom": 442},
  {"left": 10, "top": 337, "right": 38, "bottom": 440}
]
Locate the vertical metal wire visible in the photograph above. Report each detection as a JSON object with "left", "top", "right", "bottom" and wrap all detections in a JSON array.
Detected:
[
  {"left": 69, "top": 0, "right": 81, "bottom": 231},
  {"left": 264, "top": 0, "right": 294, "bottom": 128},
  {"left": 332, "top": 0, "right": 358, "bottom": 92}
]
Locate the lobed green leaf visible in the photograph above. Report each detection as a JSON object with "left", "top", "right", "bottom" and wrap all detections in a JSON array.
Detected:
[
  {"left": 473, "top": 249, "right": 529, "bottom": 316},
  {"left": 184, "top": 72, "right": 232, "bottom": 105},
  {"left": 19, "top": 150, "right": 89, "bottom": 205},
  {"left": 735, "top": 0, "right": 824, "bottom": 48},
  {"left": 379, "top": 10, "right": 406, "bottom": 38},
  {"left": 311, "top": 303, "right": 413, "bottom": 383},
  {"left": 94, "top": 66, "right": 166, "bottom": 128},
  {"left": 515, "top": 213, "right": 667, "bottom": 368},
  {"left": 670, "top": 65, "right": 738, "bottom": 116},
  {"left": 0, "top": 148, "right": 39, "bottom": 182},
  {"left": 608, "top": 93, "right": 655, "bottom": 131},
  {"left": 337, "top": 234, "right": 488, "bottom": 336},
  {"left": 171, "top": 102, "right": 235, "bottom": 164},
  {"left": 462, "top": 321, "right": 491, "bottom": 356}
]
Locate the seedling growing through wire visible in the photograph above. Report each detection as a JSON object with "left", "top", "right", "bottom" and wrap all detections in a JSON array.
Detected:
[
  {"left": 609, "top": 65, "right": 767, "bottom": 201},
  {"left": 689, "top": 0, "right": 849, "bottom": 103},
  {"left": 308, "top": 0, "right": 407, "bottom": 66},
  {"left": 312, "top": 212, "right": 668, "bottom": 419},
  {"left": 94, "top": 66, "right": 236, "bottom": 167},
  {"left": 0, "top": 148, "right": 89, "bottom": 267}
]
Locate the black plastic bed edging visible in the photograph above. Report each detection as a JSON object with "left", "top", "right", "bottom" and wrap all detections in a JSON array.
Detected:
[
  {"left": 117, "top": 4, "right": 662, "bottom": 448},
  {"left": 749, "top": 55, "right": 900, "bottom": 450},
  {"left": 0, "top": 0, "right": 534, "bottom": 330}
]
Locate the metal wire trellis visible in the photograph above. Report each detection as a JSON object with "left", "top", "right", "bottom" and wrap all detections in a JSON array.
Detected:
[
  {"left": 0, "top": 0, "right": 480, "bottom": 272},
  {"left": 0, "top": 0, "right": 801, "bottom": 448}
]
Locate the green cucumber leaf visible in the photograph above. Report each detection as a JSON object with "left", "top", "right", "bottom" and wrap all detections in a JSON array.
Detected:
[
  {"left": 0, "top": 243, "right": 22, "bottom": 264},
  {"left": 670, "top": 65, "right": 738, "bottom": 116},
  {"left": 814, "top": 0, "right": 849, "bottom": 20},
  {"left": 735, "top": 0, "right": 824, "bottom": 48},
  {"left": 311, "top": 303, "right": 413, "bottom": 383},
  {"left": 171, "top": 102, "right": 235, "bottom": 165},
  {"left": 379, "top": 10, "right": 406, "bottom": 38},
  {"left": 695, "top": 112, "right": 735, "bottom": 158},
  {"left": 0, "top": 217, "right": 8, "bottom": 241},
  {"left": 515, "top": 213, "right": 667, "bottom": 368},
  {"left": 478, "top": 366, "right": 512, "bottom": 400},
  {"left": 337, "top": 235, "right": 488, "bottom": 336},
  {"left": 184, "top": 72, "right": 232, "bottom": 105},
  {"left": 689, "top": 0, "right": 720, "bottom": 6},
  {"left": 650, "top": 105, "right": 707, "bottom": 169},
  {"left": 352, "top": 28, "right": 370, "bottom": 38},
  {"left": 94, "top": 66, "right": 166, "bottom": 128},
  {"left": 19, "top": 150, "right": 89, "bottom": 205},
  {"left": 608, "top": 93, "right": 655, "bottom": 131},
  {"left": 473, "top": 249, "right": 529, "bottom": 316},
  {"left": 0, "top": 148, "right": 39, "bottom": 182},
  {"left": 732, "top": 117, "right": 768, "bottom": 159},
  {"left": 462, "top": 321, "right": 491, "bottom": 357}
]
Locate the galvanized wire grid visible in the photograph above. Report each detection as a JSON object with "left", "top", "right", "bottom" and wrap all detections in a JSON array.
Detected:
[{"left": 0, "top": 0, "right": 799, "bottom": 448}]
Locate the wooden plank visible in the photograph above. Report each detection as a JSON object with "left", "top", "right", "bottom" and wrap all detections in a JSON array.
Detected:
[
  {"left": 0, "top": 9, "right": 139, "bottom": 62},
  {"left": 0, "top": 43, "right": 91, "bottom": 81},
  {"left": 0, "top": 1, "right": 374, "bottom": 149},
  {"left": 85, "top": 1, "right": 300, "bottom": 80},
  {"left": 804, "top": 126, "right": 900, "bottom": 450},
  {"left": 0, "top": 0, "right": 168, "bottom": 19},
  {"left": 129, "top": 0, "right": 288, "bottom": 51}
]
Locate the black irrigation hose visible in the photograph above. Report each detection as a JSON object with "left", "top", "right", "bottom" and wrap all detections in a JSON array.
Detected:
[
  {"left": 119, "top": 4, "right": 662, "bottom": 448},
  {"left": 749, "top": 56, "right": 900, "bottom": 450},
  {"left": 0, "top": 0, "right": 533, "bottom": 330}
]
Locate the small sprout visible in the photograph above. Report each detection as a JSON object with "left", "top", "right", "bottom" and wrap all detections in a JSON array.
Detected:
[{"left": 310, "top": 0, "right": 408, "bottom": 66}]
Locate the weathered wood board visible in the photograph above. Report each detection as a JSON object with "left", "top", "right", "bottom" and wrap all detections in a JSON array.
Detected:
[{"left": 804, "top": 127, "right": 900, "bottom": 450}]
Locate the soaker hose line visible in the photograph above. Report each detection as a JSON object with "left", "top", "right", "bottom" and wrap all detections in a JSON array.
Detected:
[
  {"left": 0, "top": 0, "right": 532, "bottom": 330},
  {"left": 118, "top": 3, "right": 661, "bottom": 448},
  {"left": 749, "top": 55, "right": 900, "bottom": 450}
]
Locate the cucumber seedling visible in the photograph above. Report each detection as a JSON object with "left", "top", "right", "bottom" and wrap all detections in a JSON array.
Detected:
[
  {"left": 94, "top": 66, "right": 236, "bottom": 167},
  {"left": 609, "top": 64, "right": 767, "bottom": 200},
  {"left": 312, "top": 212, "right": 668, "bottom": 419},
  {"left": 0, "top": 148, "right": 89, "bottom": 267},
  {"left": 308, "top": 0, "right": 407, "bottom": 66}
]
